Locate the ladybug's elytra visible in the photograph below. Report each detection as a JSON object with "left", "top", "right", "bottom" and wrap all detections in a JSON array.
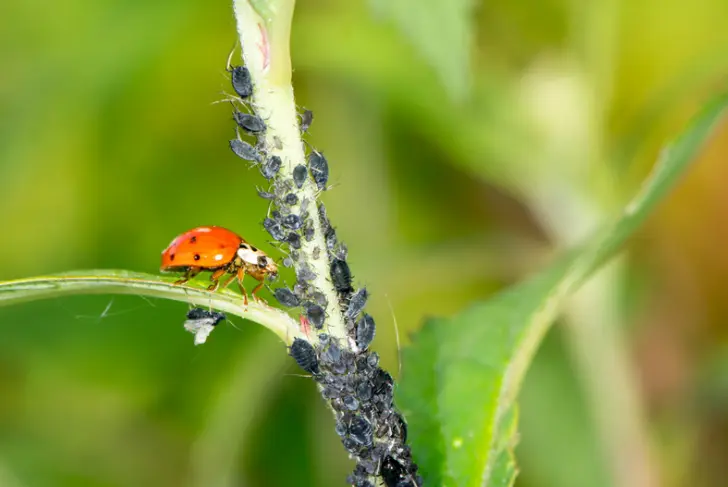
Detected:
[{"left": 160, "top": 226, "right": 278, "bottom": 304}]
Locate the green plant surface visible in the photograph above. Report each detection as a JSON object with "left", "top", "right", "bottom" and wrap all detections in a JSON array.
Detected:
[
  {"left": 397, "top": 92, "right": 728, "bottom": 486},
  {"left": 0, "top": 270, "right": 300, "bottom": 343}
]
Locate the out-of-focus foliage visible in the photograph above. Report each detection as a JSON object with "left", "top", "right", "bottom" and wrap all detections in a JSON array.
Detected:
[{"left": 0, "top": 0, "right": 727, "bottom": 486}]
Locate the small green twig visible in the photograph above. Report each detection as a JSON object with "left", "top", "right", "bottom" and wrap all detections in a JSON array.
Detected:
[{"left": 0, "top": 271, "right": 300, "bottom": 343}]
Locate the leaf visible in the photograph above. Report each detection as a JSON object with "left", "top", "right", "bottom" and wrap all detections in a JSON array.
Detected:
[
  {"left": 0, "top": 270, "right": 299, "bottom": 343},
  {"left": 397, "top": 92, "right": 728, "bottom": 486},
  {"left": 368, "top": 0, "right": 475, "bottom": 100}
]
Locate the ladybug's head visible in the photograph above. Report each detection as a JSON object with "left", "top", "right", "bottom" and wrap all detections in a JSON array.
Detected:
[{"left": 257, "top": 255, "right": 278, "bottom": 280}]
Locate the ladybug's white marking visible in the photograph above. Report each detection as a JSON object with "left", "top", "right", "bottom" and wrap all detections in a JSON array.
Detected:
[
  {"left": 237, "top": 247, "right": 261, "bottom": 265},
  {"left": 196, "top": 227, "right": 212, "bottom": 232},
  {"left": 214, "top": 254, "right": 224, "bottom": 261}
]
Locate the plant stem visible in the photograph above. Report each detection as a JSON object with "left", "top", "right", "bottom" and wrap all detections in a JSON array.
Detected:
[
  {"left": 0, "top": 272, "right": 300, "bottom": 343},
  {"left": 232, "top": 0, "right": 348, "bottom": 342}
]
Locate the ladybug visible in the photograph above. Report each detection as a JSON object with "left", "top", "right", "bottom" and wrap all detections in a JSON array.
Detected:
[{"left": 160, "top": 226, "right": 278, "bottom": 304}]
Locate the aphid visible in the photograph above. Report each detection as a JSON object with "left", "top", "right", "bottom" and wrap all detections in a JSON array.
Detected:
[
  {"left": 234, "top": 111, "right": 266, "bottom": 134},
  {"left": 380, "top": 456, "right": 410, "bottom": 487},
  {"left": 308, "top": 150, "right": 329, "bottom": 190},
  {"left": 312, "top": 246, "right": 321, "bottom": 260},
  {"left": 345, "top": 287, "right": 368, "bottom": 319},
  {"left": 284, "top": 193, "right": 298, "bottom": 206},
  {"left": 330, "top": 258, "right": 353, "bottom": 295},
  {"left": 161, "top": 226, "right": 278, "bottom": 304},
  {"left": 289, "top": 337, "right": 319, "bottom": 374},
  {"left": 348, "top": 416, "right": 373, "bottom": 447},
  {"left": 260, "top": 155, "right": 281, "bottom": 179},
  {"left": 311, "top": 291, "right": 328, "bottom": 307},
  {"left": 325, "top": 226, "right": 337, "bottom": 250},
  {"left": 274, "top": 287, "right": 300, "bottom": 307},
  {"left": 303, "top": 220, "right": 315, "bottom": 242},
  {"left": 281, "top": 214, "right": 302, "bottom": 230},
  {"left": 300, "top": 109, "right": 313, "bottom": 133},
  {"left": 297, "top": 262, "right": 316, "bottom": 281},
  {"left": 343, "top": 395, "right": 359, "bottom": 411},
  {"left": 230, "top": 65, "right": 253, "bottom": 98},
  {"left": 317, "top": 202, "right": 330, "bottom": 230},
  {"left": 293, "top": 164, "right": 307, "bottom": 189},
  {"left": 286, "top": 232, "right": 301, "bottom": 249},
  {"left": 282, "top": 256, "right": 294, "bottom": 268},
  {"left": 263, "top": 218, "right": 286, "bottom": 241},
  {"left": 356, "top": 313, "right": 376, "bottom": 350},
  {"left": 356, "top": 380, "right": 372, "bottom": 402},
  {"left": 304, "top": 302, "right": 325, "bottom": 329},
  {"left": 229, "top": 139, "right": 261, "bottom": 162},
  {"left": 257, "top": 188, "right": 276, "bottom": 200},
  {"left": 183, "top": 307, "right": 226, "bottom": 346}
]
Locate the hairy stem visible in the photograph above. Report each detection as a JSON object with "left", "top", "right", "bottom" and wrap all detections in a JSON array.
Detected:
[
  {"left": 232, "top": 0, "right": 347, "bottom": 342},
  {"left": 0, "top": 271, "right": 299, "bottom": 342}
]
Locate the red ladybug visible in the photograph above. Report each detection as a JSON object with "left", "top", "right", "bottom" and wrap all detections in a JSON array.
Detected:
[{"left": 161, "top": 226, "right": 278, "bottom": 304}]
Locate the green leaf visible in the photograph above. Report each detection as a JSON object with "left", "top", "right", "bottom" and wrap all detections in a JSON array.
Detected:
[
  {"left": 0, "top": 270, "right": 299, "bottom": 343},
  {"left": 397, "top": 92, "right": 728, "bottom": 486},
  {"left": 368, "top": 0, "right": 475, "bottom": 100}
]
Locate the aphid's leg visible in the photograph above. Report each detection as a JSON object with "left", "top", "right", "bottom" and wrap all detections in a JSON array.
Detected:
[
  {"left": 251, "top": 279, "right": 267, "bottom": 304},
  {"left": 174, "top": 267, "right": 201, "bottom": 286},
  {"left": 207, "top": 268, "right": 227, "bottom": 292},
  {"left": 235, "top": 267, "right": 249, "bottom": 305}
]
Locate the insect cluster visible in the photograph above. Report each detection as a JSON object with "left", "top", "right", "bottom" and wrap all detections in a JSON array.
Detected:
[{"left": 224, "top": 58, "right": 420, "bottom": 486}]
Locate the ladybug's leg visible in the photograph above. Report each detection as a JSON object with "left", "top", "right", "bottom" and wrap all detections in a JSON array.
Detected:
[
  {"left": 174, "top": 267, "right": 201, "bottom": 286},
  {"left": 207, "top": 268, "right": 227, "bottom": 292},
  {"left": 218, "top": 272, "right": 238, "bottom": 291},
  {"left": 251, "top": 279, "right": 267, "bottom": 304},
  {"left": 235, "top": 267, "right": 249, "bottom": 305}
]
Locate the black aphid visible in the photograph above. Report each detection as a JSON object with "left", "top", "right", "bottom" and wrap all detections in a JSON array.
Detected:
[
  {"left": 372, "top": 368, "right": 394, "bottom": 396},
  {"left": 289, "top": 338, "right": 319, "bottom": 374},
  {"left": 303, "top": 220, "right": 315, "bottom": 242},
  {"left": 356, "top": 313, "right": 376, "bottom": 350},
  {"left": 297, "top": 263, "right": 316, "bottom": 281},
  {"left": 281, "top": 214, "right": 303, "bottom": 230},
  {"left": 286, "top": 232, "right": 301, "bottom": 249},
  {"left": 356, "top": 380, "right": 372, "bottom": 402},
  {"left": 263, "top": 217, "right": 286, "bottom": 241},
  {"left": 343, "top": 395, "right": 359, "bottom": 410},
  {"left": 330, "top": 258, "right": 353, "bottom": 294},
  {"left": 274, "top": 287, "right": 300, "bottom": 307},
  {"left": 304, "top": 303, "right": 325, "bottom": 329},
  {"left": 257, "top": 188, "right": 276, "bottom": 200},
  {"left": 230, "top": 65, "right": 253, "bottom": 98},
  {"left": 284, "top": 193, "right": 298, "bottom": 206},
  {"left": 260, "top": 155, "right": 281, "bottom": 179},
  {"left": 311, "top": 291, "right": 328, "bottom": 307},
  {"left": 308, "top": 151, "right": 329, "bottom": 190},
  {"left": 348, "top": 416, "right": 373, "bottom": 447},
  {"left": 229, "top": 139, "right": 261, "bottom": 162},
  {"left": 345, "top": 287, "right": 368, "bottom": 319},
  {"left": 317, "top": 202, "right": 330, "bottom": 230},
  {"left": 186, "top": 308, "right": 226, "bottom": 325},
  {"left": 293, "top": 164, "right": 307, "bottom": 188},
  {"left": 300, "top": 109, "right": 313, "bottom": 133},
  {"left": 380, "top": 456, "right": 412, "bottom": 487},
  {"left": 325, "top": 226, "right": 337, "bottom": 251},
  {"left": 233, "top": 111, "right": 266, "bottom": 134}
]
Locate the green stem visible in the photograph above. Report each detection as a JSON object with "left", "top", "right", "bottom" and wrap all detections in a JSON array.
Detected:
[
  {"left": 231, "top": 0, "right": 348, "bottom": 342},
  {"left": 0, "top": 271, "right": 300, "bottom": 343}
]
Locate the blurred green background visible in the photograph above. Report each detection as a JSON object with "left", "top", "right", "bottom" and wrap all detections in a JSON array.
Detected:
[{"left": 1, "top": 0, "right": 728, "bottom": 486}]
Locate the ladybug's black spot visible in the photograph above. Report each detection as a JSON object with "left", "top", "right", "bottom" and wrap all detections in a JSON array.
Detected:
[
  {"left": 193, "top": 254, "right": 200, "bottom": 261},
  {"left": 250, "top": 246, "right": 258, "bottom": 252},
  {"left": 240, "top": 244, "right": 249, "bottom": 249},
  {"left": 169, "top": 254, "right": 175, "bottom": 261},
  {"left": 189, "top": 236, "right": 197, "bottom": 243}
]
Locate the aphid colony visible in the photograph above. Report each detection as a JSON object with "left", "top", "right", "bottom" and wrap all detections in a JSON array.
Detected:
[{"left": 166, "top": 58, "right": 420, "bottom": 487}]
